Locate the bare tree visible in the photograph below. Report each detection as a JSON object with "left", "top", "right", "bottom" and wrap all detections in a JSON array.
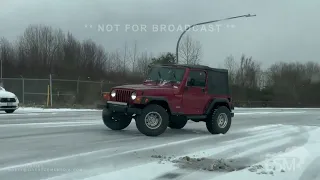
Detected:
[
  {"left": 0, "top": 38, "right": 16, "bottom": 78},
  {"left": 122, "top": 41, "right": 128, "bottom": 75},
  {"left": 178, "top": 35, "right": 202, "bottom": 65},
  {"left": 224, "top": 55, "right": 238, "bottom": 85},
  {"left": 136, "top": 50, "right": 151, "bottom": 76},
  {"left": 130, "top": 40, "right": 138, "bottom": 72},
  {"left": 236, "top": 55, "right": 261, "bottom": 89}
]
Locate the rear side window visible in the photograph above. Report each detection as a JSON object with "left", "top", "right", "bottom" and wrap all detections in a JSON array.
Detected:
[
  {"left": 207, "top": 70, "right": 229, "bottom": 95},
  {"left": 187, "top": 70, "right": 206, "bottom": 87}
]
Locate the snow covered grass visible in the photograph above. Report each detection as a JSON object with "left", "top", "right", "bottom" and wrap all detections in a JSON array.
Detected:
[
  {"left": 8, "top": 106, "right": 311, "bottom": 116},
  {"left": 17, "top": 107, "right": 100, "bottom": 112},
  {"left": 16, "top": 106, "right": 318, "bottom": 113},
  {"left": 211, "top": 128, "right": 320, "bottom": 180},
  {"left": 235, "top": 107, "right": 320, "bottom": 110}
]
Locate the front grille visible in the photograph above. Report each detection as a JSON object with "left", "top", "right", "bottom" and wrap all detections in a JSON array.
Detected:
[
  {"left": 0, "top": 98, "right": 16, "bottom": 102},
  {"left": 0, "top": 106, "right": 17, "bottom": 108},
  {"left": 115, "top": 89, "right": 132, "bottom": 103}
]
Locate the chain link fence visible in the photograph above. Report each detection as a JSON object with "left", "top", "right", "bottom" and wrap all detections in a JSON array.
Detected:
[
  {"left": 0, "top": 77, "right": 122, "bottom": 107},
  {"left": 1, "top": 77, "right": 319, "bottom": 108}
]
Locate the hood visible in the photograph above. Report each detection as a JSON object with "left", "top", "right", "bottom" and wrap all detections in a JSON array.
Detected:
[
  {"left": 113, "top": 83, "right": 179, "bottom": 90},
  {"left": 0, "top": 90, "right": 16, "bottom": 98}
]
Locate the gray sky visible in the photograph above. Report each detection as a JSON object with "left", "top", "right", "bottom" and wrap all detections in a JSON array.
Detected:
[{"left": 1, "top": 0, "right": 319, "bottom": 68}]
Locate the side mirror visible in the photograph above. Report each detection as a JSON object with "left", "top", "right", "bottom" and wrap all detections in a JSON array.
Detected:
[{"left": 187, "top": 78, "right": 195, "bottom": 86}]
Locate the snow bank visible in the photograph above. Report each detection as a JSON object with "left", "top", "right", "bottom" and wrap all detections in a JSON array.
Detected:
[
  {"left": 17, "top": 107, "right": 100, "bottom": 112},
  {"left": 235, "top": 107, "right": 320, "bottom": 110},
  {"left": 211, "top": 128, "right": 320, "bottom": 180},
  {"left": 78, "top": 125, "right": 320, "bottom": 180}
]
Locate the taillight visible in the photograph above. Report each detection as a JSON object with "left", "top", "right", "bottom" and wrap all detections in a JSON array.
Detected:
[{"left": 102, "top": 92, "right": 110, "bottom": 101}]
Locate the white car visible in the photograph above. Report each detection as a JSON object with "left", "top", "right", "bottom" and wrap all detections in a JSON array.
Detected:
[{"left": 0, "top": 86, "right": 19, "bottom": 113}]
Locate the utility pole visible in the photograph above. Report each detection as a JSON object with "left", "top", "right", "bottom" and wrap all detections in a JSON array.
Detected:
[
  {"left": 49, "top": 74, "right": 53, "bottom": 107},
  {"left": 175, "top": 14, "right": 256, "bottom": 64},
  {"left": 0, "top": 59, "right": 2, "bottom": 86}
]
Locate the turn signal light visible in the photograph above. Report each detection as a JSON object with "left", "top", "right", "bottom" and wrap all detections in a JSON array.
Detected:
[
  {"left": 133, "top": 97, "right": 149, "bottom": 104},
  {"left": 134, "top": 97, "right": 141, "bottom": 104},
  {"left": 102, "top": 92, "right": 110, "bottom": 101}
]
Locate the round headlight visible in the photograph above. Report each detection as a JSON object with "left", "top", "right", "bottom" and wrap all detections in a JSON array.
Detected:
[
  {"left": 131, "top": 92, "right": 137, "bottom": 100},
  {"left": 111, "top": 90, "right": 116, "bottom": 97}
]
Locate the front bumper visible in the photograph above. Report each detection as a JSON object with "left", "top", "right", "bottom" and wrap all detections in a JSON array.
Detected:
[
  {"left": 0, "top": 102, "right": 19, "bottom": 110},
  {"left": 104, "top": 101, "right": 141, "bottom": 115}
]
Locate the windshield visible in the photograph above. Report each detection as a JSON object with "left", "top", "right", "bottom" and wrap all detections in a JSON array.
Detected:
[{"left": 145, "top": 67, "right": 185, "bottom": 84}]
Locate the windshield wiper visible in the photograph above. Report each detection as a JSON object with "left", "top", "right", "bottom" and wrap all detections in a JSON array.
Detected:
[
  {"left": 168, "top": 71, "right": 177, "bottom": 84},
  {"left": 158, "top": 71, "right": 162, "bottom": 79},
  {"left": 173, "top": 71, "right": 177, "bottom": 81},
  {"left": 157, "top": 71, "right": 162, "bottom": 84}
]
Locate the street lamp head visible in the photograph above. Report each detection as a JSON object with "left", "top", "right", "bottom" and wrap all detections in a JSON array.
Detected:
[
  {"left": 175, "top": 14, "right": 257, "bottom": 64},
  {"left": 246, "top": 14, "right": 257, "bottom": 17}
]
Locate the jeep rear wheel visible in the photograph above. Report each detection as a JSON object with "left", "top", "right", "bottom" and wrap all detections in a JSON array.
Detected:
[
  {"left": 206, "top": 106, "right": 232, "bottom": 134},
  {"left": 168, "top": 116, "right": 188, "bottom": 129},
  {"left": 136, "top": 104, "right": 169, "bottom": 136},
  {"left": 102, "top": 108, "right": 132, "bottom": 130}
]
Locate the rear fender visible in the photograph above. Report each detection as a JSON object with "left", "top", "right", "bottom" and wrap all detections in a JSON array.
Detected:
[{"left": 205, "top": 98, "right": 231, "bottom": 115}]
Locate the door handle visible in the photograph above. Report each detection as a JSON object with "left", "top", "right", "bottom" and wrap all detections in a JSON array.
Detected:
[{"left": 202, "top": 88, "right": 205, "bottom": 92}]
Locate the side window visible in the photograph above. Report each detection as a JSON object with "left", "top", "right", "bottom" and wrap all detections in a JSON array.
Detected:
[{"left": 187, "top": 70, "right": 206, "bottom": 87}]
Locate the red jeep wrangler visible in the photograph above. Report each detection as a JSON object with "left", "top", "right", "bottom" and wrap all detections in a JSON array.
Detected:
[{"left": 102, "top": 64, "right": 234, "bottom": 136}]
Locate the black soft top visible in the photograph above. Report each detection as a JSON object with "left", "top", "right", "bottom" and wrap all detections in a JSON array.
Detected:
[{"left": 151, "top": 64, "right": 228, "bottom": 73}]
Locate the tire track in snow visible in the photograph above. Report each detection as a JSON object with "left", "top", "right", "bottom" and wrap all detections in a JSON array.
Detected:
[
  {"left": 152, "top": 126, "right": 313, "bottom": 180},
  {"left": 40, "top": 125, "right": 304, "bottom": 180},
  {"left": 172, "top": 126, "right": 314, "bottom": 180}
]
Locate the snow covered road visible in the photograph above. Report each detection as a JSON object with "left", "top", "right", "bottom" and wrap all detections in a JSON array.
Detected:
[{"left": 0, "top": 108, "right": 320, "bottom": 180}]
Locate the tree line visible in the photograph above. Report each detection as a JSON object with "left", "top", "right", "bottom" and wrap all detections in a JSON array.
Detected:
[
  {"left": 1, "top": 24, "right": 319, "bottom": 107},
  {"left": 0, "top": 24, "right": 202, "bottom": 83},
  {"left": 225, "top": 55, "right": 320, "bottom": 107}
]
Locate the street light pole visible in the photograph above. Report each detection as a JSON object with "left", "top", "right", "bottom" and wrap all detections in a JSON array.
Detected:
[
  {"left": 0, "top": 58, "right": 2, "bottom": 79},
  {"left": 175, "top": 14, "right": 256, "bottom": 64},
  {"left": 0, "top": 59, "right": 2, "bottom": 86}
]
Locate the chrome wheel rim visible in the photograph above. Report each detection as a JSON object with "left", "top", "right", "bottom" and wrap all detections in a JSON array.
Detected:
[
  {"left": 217, "top": 113, "right": 228, "bottom": 128},
  {"left": 145, "top": 112, "right": 162, "bottom": 129}
]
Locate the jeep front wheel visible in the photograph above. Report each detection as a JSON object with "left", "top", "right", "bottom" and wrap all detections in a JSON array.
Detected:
[
  {"left": 168, "top": 116, "right": 188, "bottom": 129},
  {"left": 206, "top": 106, "right": 232, "bottom": 134},
  {"left": 5, "top": 110, "right": 15, "bottom": 114},
  {"left": 136, "top": 104, "right": 169, "bottom": 136},
  {"left": 102, "top": 108, "right": 132, "bottom": 130}
]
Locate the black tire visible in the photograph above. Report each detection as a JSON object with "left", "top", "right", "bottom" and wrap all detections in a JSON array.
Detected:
[
  {"left": 168, "top": 116, "right": 188, "bottom": 129},
  {"left": 5, "top": 110, "right": 15, "bottom": 114},
  {"left": 136, "top": 104, "right": 169, "bottom": 136},
  {"left": 206, "top": 106, "right": 232, "bottom": 134},
  {"left": 102, "top": 108, "right": 132, "bottom": 130}
]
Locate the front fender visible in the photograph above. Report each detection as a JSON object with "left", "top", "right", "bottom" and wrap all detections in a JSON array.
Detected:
[{"left": 134, "top": 96, "right": 172, "bottom": 111}]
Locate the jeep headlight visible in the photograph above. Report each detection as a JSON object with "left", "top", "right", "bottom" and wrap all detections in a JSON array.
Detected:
[
  {"left": 131, "top": 92, "right": 137, "bottom": 100},
  {"left": 111, "top": 90, "right": 116, "bottom": 97}
]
